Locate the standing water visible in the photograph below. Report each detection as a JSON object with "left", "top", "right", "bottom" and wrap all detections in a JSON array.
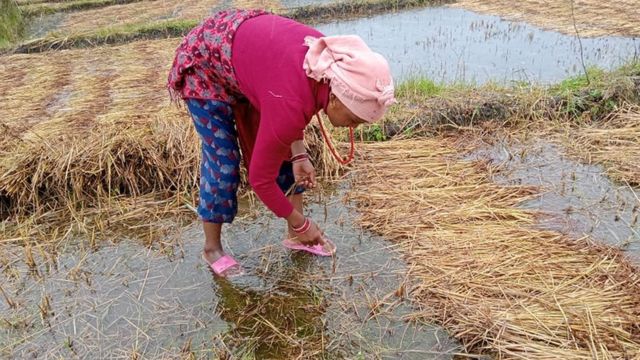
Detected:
[
  {"left": 469, "top": 138, "right": 640, "bottom": 263},
  {"left": 0, "top": 187, "right": 460, "bottom": 358},
  {"left": 317, "top": 7, "right": 640, "bottom": 84}
]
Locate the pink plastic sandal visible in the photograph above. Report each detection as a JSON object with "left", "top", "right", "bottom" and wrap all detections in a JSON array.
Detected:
[
  {"left": 202, "top": 254, "right": 244, "bottom": 277},
  {"left": 282, "top": 237, "right": 336, "bottom": 257}
]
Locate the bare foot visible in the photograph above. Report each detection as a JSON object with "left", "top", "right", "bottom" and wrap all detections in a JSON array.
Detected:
[{"left": 203, "top": 248, "right": 225, "bottom": 264}]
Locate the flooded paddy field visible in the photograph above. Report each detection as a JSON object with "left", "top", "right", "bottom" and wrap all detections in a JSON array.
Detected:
[
  {"left": 0, "top": 188, "right": 461, "bottom": 359},
  {"left": 468, "top": 137, "right": 640, "bottom": 263},
  {"left": 2, "top": 0, "right": 640, "bottom": 357},
  {"left": 317, "top": 7, "right": 640, "bottom": 84},
  {"left": 351, "top": 139, "right": 640, "bottom": 358},
  {"left": 18, "top": 0, "right": 639, "bottom": 82}
]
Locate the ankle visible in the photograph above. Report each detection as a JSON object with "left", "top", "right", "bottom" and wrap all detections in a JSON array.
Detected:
[{"left": 204, "top": 247, "right": 224, "bottom": 257}]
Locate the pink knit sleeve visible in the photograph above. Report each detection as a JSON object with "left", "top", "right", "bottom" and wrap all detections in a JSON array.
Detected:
[{"left": 248, "top": 97, "right": 306, "bottom": 218}]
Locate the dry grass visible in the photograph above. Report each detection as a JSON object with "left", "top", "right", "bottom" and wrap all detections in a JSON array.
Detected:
[
  {"left": 23, "top": 0, "right": 452, "bottom": 43},
  {"left": 19, "top": 0, "right": 145, "bottom": 17},
  {"left": 16, "top": 0, "right": 78, "bottom": 4},
  {"left": 0, "top": 38, "right": 197, "bottom": 247},
  {"left": 565, "top": 105, "right": 640, "bottom": 186},
  {"left": 47, "top": 0, "right": 221, "bottom": 35},
  {"left": 46, "top": 0, "right": 334, "bottom": 36},
  {"left": 0, "top": 39, "right": 187, "bottom": 205},
  {"left": 0, "top": 38, "right": 340, "bottom": 248},
  {"left": 5, "top": 0, "right": 452, "bottom": 53},
  {"left": 452, "top": 0, "right": 640, "bottom": 37},
  {"left": 350, "top": 138, "right": 640, "bottom": 359},
  {"left": 233, "top": 0, "right": 284, "bottom": 12}
]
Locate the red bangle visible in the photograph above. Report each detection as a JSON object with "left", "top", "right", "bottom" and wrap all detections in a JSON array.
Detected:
[
  {"left": 291, "top": 153, "right": 309, "bottom": 163},
  {"left": 292, "top": 218, "right": 311, "bottom": 234}
]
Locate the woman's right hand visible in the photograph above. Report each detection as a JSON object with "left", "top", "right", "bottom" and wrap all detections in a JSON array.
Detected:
[{"left": 296, "top": 218, "right": 324, "bottom": 246}]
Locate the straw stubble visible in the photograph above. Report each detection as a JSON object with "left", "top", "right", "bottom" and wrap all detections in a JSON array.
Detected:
[
  {"left": 0, "top": 38, "right": 340, "bottom": 248},
  {"left": 567, "top": 106, "right": 640, "bottom": 186},
  {"left": 350, "top": 138, "right": 640, "bottom": 358}
]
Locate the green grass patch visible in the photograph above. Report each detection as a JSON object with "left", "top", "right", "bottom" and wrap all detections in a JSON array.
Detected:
[
  {"left": 396, "top": 78, "right": 445, "bottom": 98},
  {"left": 549, "top": 65, "right": 637, "bottom": 119},
  {"left": 0, "top": 0, "right": 25, "bottom": 48},
  {"left": 550, "top": 67, "right": 607, "bottom": 94},
  {"left": 384, "top": 60, "right": 640, "bottom": 137},
  {"left": 359, "top": 123, "right": 387, "bottom": 141}
]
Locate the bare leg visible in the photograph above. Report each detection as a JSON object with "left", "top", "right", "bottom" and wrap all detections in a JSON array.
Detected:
[
  {"left": 203, "top": 221, "right": 224, "bottom": 264},
  {"left": 202, "top": 221, "right": 243, "bottom": 276}
]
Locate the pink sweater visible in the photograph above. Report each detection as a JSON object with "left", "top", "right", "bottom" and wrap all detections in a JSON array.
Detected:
[{"left": 232, "top": 15, "right": 330, "bottom": 218}]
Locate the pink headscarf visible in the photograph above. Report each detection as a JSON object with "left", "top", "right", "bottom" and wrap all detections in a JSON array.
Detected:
[{"left": 303, "top": 35, "right": 396, "bottom": 123}]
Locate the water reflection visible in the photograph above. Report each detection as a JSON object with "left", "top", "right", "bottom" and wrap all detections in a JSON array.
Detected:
[
  {"left": 469, "top": 138, "right": 640, "bottom": 262},
  {"left": 317, "top": 7, "right": 640, "bottom": 84}
]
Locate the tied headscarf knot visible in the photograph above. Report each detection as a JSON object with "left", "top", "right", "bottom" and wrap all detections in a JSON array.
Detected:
[
  {"left": 376, "top": 80, "right": 396, "bottom": 107},
  {"left": 303, "top": 35, "right": 396, "bottom": 123}
]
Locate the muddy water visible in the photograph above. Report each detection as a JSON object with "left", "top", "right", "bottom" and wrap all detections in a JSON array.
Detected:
[
  {"left": 0, "top": 187, "right": 460, "bottom": 359},
  {"left": 24, "top": 12, "right": 66, "bottom": 38},
  {"left": 469, "top": 138, "right": 640, "bottom": 263},
  {"left": 317, "top": 7, "right": 640, "bottom": 84}
]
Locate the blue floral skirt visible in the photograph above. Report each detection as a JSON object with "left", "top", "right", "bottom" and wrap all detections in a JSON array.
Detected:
[{"left": 186, "top": 98, "right": 304, "bottom": 223}]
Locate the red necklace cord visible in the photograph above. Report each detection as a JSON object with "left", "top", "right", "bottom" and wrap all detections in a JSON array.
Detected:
[{"left": 315, "top": 114, "right": 355, "bottom": 165}]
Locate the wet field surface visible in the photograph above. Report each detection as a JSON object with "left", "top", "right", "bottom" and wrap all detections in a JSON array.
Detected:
[
  {"left": 2, "top": 140, "right": 638, "bottom": 358},
  {"left": 23, "top": 0, "right": 337, "bottom": 38},
  {"left": 317, "top": 6, "right": 640, "bottom": 83},
  {"left": 24, "top": 12, "right": 66, "bottom": 38},
  {"left": 469, "top": 137, "right": 640, "bottom": 264},
  {"left": 7, "top": 2, "right": 640, "bottom": 358},
  {"left": 23, "top": 2, "right": 640, "bottom": 86},
  {"left": 0, "top": 186, "right": 460, "bottom": 359}
]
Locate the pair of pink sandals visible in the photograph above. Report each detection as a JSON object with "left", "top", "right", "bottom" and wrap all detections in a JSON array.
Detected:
[{"left": 204, "top": 237, "right": 336, "bottom": 277}]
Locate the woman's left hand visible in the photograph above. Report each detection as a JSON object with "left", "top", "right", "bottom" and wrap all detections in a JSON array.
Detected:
[{"left": 293, "top": 159, "right": 316, "bottom": 189}]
